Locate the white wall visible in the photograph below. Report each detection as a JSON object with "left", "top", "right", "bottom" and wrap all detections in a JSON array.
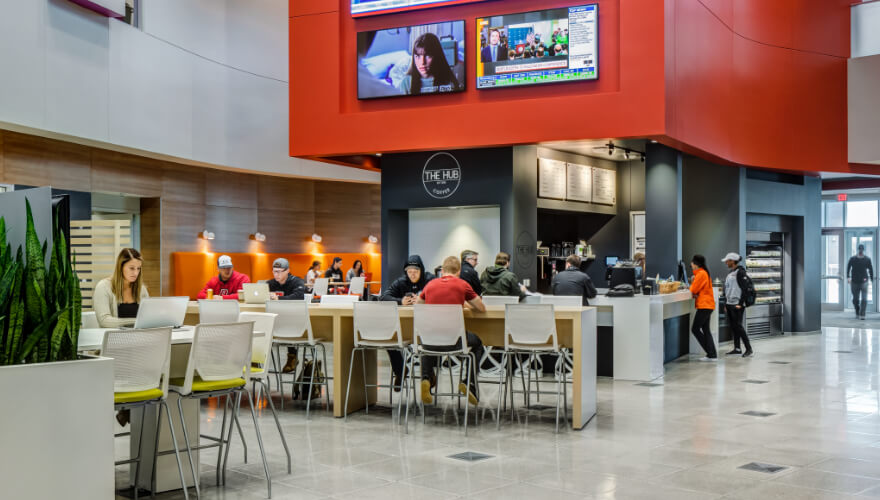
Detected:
[
  {"left": 408, "top": 207, "right": 501, "bottom": 276},
  {"left": 853, "top": 1, "right": 880, "bottom": 59},
  {"left": 849, "top": 54, "right": 880, "bottom": 165},
  {"left": 0, "top": 0, "right": 377, "bottom": 183}
]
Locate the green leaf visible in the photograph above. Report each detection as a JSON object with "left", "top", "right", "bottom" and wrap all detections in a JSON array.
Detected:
[
  {"left": 24, "top": 199, "right": 47, "bottom": 296},
  {"left": 0, "top": 262, "right": 18, "bottom": 308},
  {"left": 49, "top": 309, "right": 69, "bottom": 361},
  {"left": 17, "top": 307, "right": 69, "bottom": 364},
  {"left": 5, "top": 267, "right": 24, "bottom": 365},
  {"left": 0, "top": 216, "right": 7, "bottom": 267},
  {"left": 24, "top": 274, "right": 48, "bottom": 331}
]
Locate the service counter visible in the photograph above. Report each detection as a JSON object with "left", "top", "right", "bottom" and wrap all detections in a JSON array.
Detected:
[
  {"left": 590, "top": 290, "right": 719, "bottom": 381},
  {"left": 184, "top": 302, "right": 598, "bottom": 430}
]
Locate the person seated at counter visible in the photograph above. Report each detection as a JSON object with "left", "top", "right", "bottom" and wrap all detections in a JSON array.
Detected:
[
  {"left": 197, "top": 254, "right": 250, "bottom": 300},
  {"left": 481, "top": 251, "right": 526, "bottom": 299},
  {"left": 266, "top": 258, "right": 306, "bottom": 300},
  {"left": 324, "top": 257, "right": 343, "bottom": 282},
  {"left": 94, "top": 248, "right": 150, "bottom": 328},
  {"left": 418, "top": 256, "right": 486, "bottom": 405},
  {"left": 380, "top": 255, "right": 435, "bottom": 390},
  {"left": 551, "top": 254, "right": 597, "bottom": 305},
  {"left": 305, "top": 260, "right": 321, "bottom": 288},
  {"left": 460, "top": 250, "right": 483, "bottom": 295},
  {"left": 346, "top": 259, "right": 365, "bottom": 282}
]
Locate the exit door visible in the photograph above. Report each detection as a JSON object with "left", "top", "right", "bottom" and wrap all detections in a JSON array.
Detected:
[{"left": 844, "top": 229, "right": 877, "bottom": 313}]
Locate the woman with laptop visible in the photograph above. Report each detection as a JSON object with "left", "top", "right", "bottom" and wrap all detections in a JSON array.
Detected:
[{"left": 94, "top": 248, "right": 149, "bottom": 328}]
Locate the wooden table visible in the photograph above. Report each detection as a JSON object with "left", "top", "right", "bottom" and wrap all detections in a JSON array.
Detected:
[{"left": 184, "top": 302, "right": 598, "bottom": 429}]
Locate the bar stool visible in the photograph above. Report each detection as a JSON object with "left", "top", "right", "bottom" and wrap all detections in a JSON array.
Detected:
[
  {"left": 102, "top": 327, "right": 189, "bottom": 499},
  {"left": 496, "top": 304, "right": 569, "bottom": 433},
  {"left": 344, "top": 301, "right": 411, "bottom": 426},
  {"left": 410, "top": 304, "right": 480, "bottom": 435},
  {"left": 169, "top": 322, "right": 272, "bottom": 499},
  {"left": 240, "top": 312, "right": 291, "bottom": 475},
  {"left": 267, "top": 300, "right": 332, "bottom": 417}
]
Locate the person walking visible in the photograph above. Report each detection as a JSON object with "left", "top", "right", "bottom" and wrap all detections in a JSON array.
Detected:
[
  {"left": 847, "top": 244, "right": 874, "bottom": 320},
  {"left": 722, "top": 252, "right": 753, "bottom": 357},
  {"left": 689, "top": 255, "right": 717, "bottom": 361}
]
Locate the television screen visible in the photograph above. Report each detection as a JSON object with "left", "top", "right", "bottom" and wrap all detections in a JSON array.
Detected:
[
  {"left": 352, "top": 0, "right": 487, "bottom": 17},
  {"left": 358, "top": 21, "right": 466, "bottom": 100},
  {"left": 476, "top": 4, "right": 598, "bottom": 89}
]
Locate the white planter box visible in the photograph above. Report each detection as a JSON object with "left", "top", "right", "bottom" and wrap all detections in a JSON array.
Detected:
[{"left": 0, "top": 356, "right": 115, "bottom": 500}]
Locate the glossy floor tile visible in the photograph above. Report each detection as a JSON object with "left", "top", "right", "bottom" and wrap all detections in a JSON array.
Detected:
[{"left": 114, "top": 325, "right": 880, "bottom": 499}]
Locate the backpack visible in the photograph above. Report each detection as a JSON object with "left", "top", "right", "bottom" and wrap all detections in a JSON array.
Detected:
[{"left": 737, "top": 267, "right": 757, "bottom": 307}]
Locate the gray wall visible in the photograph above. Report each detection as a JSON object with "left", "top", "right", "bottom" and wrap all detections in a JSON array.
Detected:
[
  {"left": 681, "top": 156, "right": 740, "bottom": 281},
  {"left": 0, "top": 187, "right": 53, "bottom": 267},
  {"left": 646, "top": 143, "right": 683, "bottom": 278}
]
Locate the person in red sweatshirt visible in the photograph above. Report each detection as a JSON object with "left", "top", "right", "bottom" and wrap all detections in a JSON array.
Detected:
[{"left": 197, "top": 255, "right": 250, "bottom": 300}]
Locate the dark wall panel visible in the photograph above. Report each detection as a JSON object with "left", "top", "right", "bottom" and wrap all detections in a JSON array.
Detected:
[{"left": 646, "top": 143, "right": 682, "bottom": 278}]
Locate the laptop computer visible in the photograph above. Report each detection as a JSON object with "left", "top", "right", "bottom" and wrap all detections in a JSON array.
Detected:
[
  {"left": 243, "top": 283, "right": 271, "bottom": 304},
  {"left": 133, "top": 297, "right": 189, "bottom": 329}
]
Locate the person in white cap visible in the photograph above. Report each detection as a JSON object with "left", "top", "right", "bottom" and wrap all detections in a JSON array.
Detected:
[
  {"left": 197, "top": 254, "right": 251, "bottom": 300},
  {"left": 722, "top": 252, "right": 753, "bottom": 357}
]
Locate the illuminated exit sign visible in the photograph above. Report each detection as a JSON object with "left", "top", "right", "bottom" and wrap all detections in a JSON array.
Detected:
[{"left": 838, "top": 194, "right": 848, "bottom": 201}]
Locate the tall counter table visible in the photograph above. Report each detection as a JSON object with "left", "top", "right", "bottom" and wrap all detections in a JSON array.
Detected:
[
  {"left": 185, "top": 302, "right": 598, "bottom": 430},
  {"left": 590, "top": 290, "right": 718, "bottom": 381}
]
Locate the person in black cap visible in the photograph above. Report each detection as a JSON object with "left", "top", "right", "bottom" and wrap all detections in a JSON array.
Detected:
[
  {"left": 267, "top": 258, "right": 306, "bottom": 301},
  {"left": 848, "top": 244, "right": 874, "bottom": 320},
  {"left": 381, "top": 255, "right": 435, "bottom": 390}
]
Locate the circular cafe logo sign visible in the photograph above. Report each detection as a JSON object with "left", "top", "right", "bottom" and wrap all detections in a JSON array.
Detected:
[{"left": 422, "top": 152, "right": 461, "bottom": 199}]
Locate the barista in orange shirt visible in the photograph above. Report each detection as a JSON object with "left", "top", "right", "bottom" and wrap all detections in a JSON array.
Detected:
[{"left": 689, "top": 254, "right": 717, "bottom": 360}]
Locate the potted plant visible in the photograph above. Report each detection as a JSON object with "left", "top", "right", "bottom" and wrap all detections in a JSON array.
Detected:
[{"left": 0, "top": 195, "right": 115, "bottom": 500}]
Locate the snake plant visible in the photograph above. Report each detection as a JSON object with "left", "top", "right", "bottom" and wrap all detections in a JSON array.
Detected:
[{"left": 0, "top": 198, "right": 81, "bottom": 365}]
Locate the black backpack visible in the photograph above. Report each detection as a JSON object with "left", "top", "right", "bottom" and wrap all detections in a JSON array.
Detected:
[{"left": 737, "top": 267, "right": 757, "bottom": 307}]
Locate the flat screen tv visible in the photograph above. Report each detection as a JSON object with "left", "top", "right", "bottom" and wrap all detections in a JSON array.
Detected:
[
  {"left": 352, "top": 0, "right": 487, "bottom": 17},
  {"left": 476, "top": 4, "right": 598, "bottom": 89},
  {"left": 358, "top": 20, "right": 466, "bottom": 100}
]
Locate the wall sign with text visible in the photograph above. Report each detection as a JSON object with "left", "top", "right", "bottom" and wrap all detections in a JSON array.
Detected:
[
  {"left": 422, "top": 152, "right": 462, "bottom": 199},
  {"left": 537, "top": 158, "right": 616, "bottom": 206}
]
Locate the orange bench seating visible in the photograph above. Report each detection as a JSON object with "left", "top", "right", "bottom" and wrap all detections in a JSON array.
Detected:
[{"left": 172, "top": 252, "right": 382, "bottom": 299}]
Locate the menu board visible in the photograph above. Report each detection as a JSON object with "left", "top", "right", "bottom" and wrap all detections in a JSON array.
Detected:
[
  {"left": 592, "top": 167, "right": 617, "bottom": 205},
  {"left": 538, "top": 158, "right": 567, "bottom": 200},
  {"left": 566, "top": 163, "right": 592, "bottom": 203}
]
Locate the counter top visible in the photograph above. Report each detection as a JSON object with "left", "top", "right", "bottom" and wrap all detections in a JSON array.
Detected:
[{"left": 591, "top": 290, "right": 693, "bottom": 307}]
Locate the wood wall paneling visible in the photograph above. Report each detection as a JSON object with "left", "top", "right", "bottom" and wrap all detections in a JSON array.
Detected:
[
  {"left": 257, "top": 175, "right": 315, "bottom": 211},
  {"left": 206, "top": 206, "right": 258, "bottom": 253},
  {"left": 2, "top": 131, "right": 92, "bottom": 191},
  {"left": 91, "top": 149, "right": 163, "bottom": 197},
  {"left": 140, "top": 197, "right": 162, "bottom": 295},
  {"left": 161, "top": 200, "right": 207, "bottom": 295},
  {"left": 205, "top": 170, "right": 258, "bottom": 209},
  {"left": 161, "top": 164, "right": 206, "bottom": 205},
  {"left": 258, "top": 208, "right": 314, "bottom": 254}
]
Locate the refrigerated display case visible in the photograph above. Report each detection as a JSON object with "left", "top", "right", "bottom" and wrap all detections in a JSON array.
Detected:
[{"left": 746, "top": 237, "right": 784, "bottom": 336}]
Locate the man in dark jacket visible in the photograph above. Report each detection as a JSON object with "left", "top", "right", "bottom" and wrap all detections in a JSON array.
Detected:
[
  {"left": 266, "top": 258, "right": 306, "bottom": 300},
  {"left": 847, "top": 244, "right": 874, "bottom": 320},
  {"left": 460, "top": 250, "right": 483, "bottom": 295},
  {"left": 481, "top": 252, "right": 525, "bottom": 299},
  {"left": 380, "top": 255, "right": 435, "bottom": 388},
  {"left": 551, "top": 255, "right": 597, "bottom": 305}
]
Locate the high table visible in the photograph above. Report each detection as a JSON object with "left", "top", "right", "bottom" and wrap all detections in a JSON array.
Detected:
[
  {"left": 78, "top": 327, "right": 264, "bottom": 493},
  {"left": 184, "top": 302, "right": 599, "bottom": 430}
]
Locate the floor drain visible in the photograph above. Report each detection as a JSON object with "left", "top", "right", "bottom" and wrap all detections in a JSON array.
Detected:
[
  {"left": 448, "top": 452, "right": 494, "bottom": 462},
  {"left": 768, "top": 361, "right": 791, "bottom": 365},
  {"left": 742, "top": 379, "right": 770, "bottom": 384},
  {"left": 739, "top": 462, "right": 787, "bottom": 474},
  {"left": 635, "top": 382, "right": 663, "bottom": 387},
  {"left": 740, "top": 411, "right": 776, "bottom": 417}
]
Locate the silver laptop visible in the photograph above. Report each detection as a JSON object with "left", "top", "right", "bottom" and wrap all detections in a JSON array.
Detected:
[
  {"left": 133, "top": 297, "right": 189, "bottom": 329},
  {"left": 243, "top": 283, "right": 271, "bottom": 304}
]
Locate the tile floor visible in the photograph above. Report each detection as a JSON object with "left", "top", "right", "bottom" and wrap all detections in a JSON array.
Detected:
[{"left": 116, "top": 325, "right": 880, "bottom": 499}]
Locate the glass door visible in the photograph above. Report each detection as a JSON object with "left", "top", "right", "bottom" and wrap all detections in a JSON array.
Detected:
[
  {"left": 844, "top": 229, "right": 877, "bottom": 313},
  {"left": 822, "top": 230, "right": 844, "bottom": 311}
]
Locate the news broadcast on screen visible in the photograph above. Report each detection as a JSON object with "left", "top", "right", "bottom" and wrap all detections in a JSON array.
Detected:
[
  {"left": 357, "top": 20, "right": 466, "bottom": 99},
  {"left": 476, "top": 4, "right": 598, "bottom": 89},
  {"left": 351, "top": 0, "right": 487, "bottom": 17}
]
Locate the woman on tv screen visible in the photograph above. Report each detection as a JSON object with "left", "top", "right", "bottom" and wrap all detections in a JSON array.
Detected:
[{"left": 398, "top": 33, "right": 461, "bottom": 95}]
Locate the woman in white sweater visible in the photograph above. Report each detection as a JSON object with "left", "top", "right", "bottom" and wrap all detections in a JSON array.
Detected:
[{"left": 94, "top": 248, "right": 149, "bottom": 328}]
